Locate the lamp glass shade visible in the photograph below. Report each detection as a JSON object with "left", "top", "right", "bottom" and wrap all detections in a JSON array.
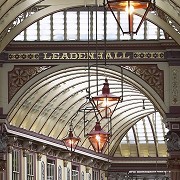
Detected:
[
  {"left": 92, "top": 78, "right": 121, "bottom": 118},
  {"left": 62, "top": 125, "right": 80, "bottom": 152},
  {"left": 107, "top": 0, "right": 154, "bottom": 34},
  {"left": 107, "top": 0, "right": 150, "bottom": 10},
  {"left": 87, "top": 121, "right": 110, "bottom": 153}
]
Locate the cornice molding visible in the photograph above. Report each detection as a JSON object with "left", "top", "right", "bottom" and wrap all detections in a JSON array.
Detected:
[{"left": 4, "top": 40, "right": 180, "bottom": 51}]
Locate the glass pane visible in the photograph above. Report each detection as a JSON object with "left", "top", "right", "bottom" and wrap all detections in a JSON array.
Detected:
[
  {"left": 53, "top": 12, "right": 64, "bottom": 40},
  {"left": 107, "top": 11, "right": 118, "bottom": 40},
  {"left": 80, "top": 12, "right": 90, "bottom": 40},
  {"left": 147, "top": 21, "right": 157, "bottom": 39},
  {"left": 67, "top": 12, "right": 77, "bottom": 40},
  {"left": 120, "top": 12, "right": 129, "bottom": 34},
  {"left": 14, "top": 31, "right": 25, "bottom": 41},
  {"left": 133, "top": 15, "right": 144, "bottom": 39},
  {"left": 160, "top": 29, "right": 165, "bottom": 39},
  {"left": 40, "top": 16, "right": 51, "bottom": 40},
  {"left": 26, "top": 23, "right": 37, "bottom": 41},
  {"left": 93, "top": 11, "right": 104, "bottom": 40}
]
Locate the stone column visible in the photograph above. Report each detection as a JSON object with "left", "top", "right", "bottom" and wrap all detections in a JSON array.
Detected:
[
  {"left": 86, "top": 166, "right": 90, "bottom": 180},
  {"left": 23, "top": 150, "right": 29, "bottom": 180},
  {"left": 7, "top": 146, "right": 13, "bottom": 180}
]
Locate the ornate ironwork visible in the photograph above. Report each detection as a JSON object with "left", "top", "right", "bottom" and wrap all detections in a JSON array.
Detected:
[
  {"left": 124, "top": 65, "right": 164, "bottom": 100},
  {"left": 171, "top": 68, "right": 179, "bottom": 104},
  {"left": 8, "top": 65, "right": 52, "bottom": 102},
  {"left": 0, "top": 4, "right": 48, "bottom": 41},
  {"left": 156, "top": 6, "right": 180, "bottom": 36}
]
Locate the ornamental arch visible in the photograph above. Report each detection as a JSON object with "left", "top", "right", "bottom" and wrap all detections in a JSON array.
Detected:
[{"left": 7, "top": 63, "right": 168, "bottom": 153}]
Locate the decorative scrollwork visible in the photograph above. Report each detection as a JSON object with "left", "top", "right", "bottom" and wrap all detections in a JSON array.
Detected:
[
  {"left": 155, "top": 6, "right": 180, "bottom": 36},
  {"left": 0, "top": 4, "right": 48, "bottom": 41},
  {"left": 164, "top": 14, "right": 180, "bottom": 35},
  {"left": 124, "top": 65, "right": 164, "bottom": 100},
  {"left": 8, "top": 65, "right": 52, "bottom": 102}
]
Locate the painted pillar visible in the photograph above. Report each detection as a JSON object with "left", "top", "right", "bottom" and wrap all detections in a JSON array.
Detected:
[
  {"left": 86, "top": 166, "right": 91, "bottom": 180},
  {"left": 7, "top": 146, "right": 13, "bottom": 180},
  {"left": 63, "top": 160, "right": 68, "bottom": 180},
  {"left": 23, "top": 150, "right": 28, "bottom": 180},
  {"left": 37, "top": 153, "right": 42, "bottom": 180}
]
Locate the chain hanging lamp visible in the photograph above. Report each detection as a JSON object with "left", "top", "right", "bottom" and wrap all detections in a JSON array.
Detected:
[
  {"left": 62, "top": 122, "right": 80, "bottom": 152},
  {"left": 92, "top": 78, "right": 122, "bottom": 119},
  {"left": 106, "top": 0, "right": 156, "bottom": 34},
  {"left": 83, "top": 0, "right": 123, "bottom": 153},
  {"left": 87, "top": 121, "right": 110, "bottom": 153}
]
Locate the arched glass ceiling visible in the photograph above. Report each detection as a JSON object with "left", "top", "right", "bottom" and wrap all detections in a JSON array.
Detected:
[
  {"left": 8, "top": 66, "right": 168, "bottom": 157},
  {"left": 118, "top": 112, "right": 168, "bottom": 157},
  {"left": 14, "top": 7, "right": 166, "bottom": 41}
]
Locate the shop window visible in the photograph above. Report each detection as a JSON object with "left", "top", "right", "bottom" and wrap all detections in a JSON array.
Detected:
[
  {"left": 47, "top": 159, "right": 55, "bottom": 180},
  {"left": 27, "top": 153, "right": 34, "bottom": 180},
  {"left": 72, "top": 164, "right": 79, "bottom": 180},
  {"left": 92, "top": 169, "right": 100, "bottom": 180},
  {"left": 12, "top": 149, "right": 20, "bottom": 180}
]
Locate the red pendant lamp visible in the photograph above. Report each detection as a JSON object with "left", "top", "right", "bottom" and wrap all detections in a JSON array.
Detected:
[
  {"left": 62, "top": 123, "right": 80, "bottom": 152},
  {"left": 106, "top": 0, "right": 155, "bottom": 34},
  {"left": 87, "top": 121, "right": 110, "bottom": 153},
  {"left": 92, "top": 78, "right": 121, "bottom": 119}
]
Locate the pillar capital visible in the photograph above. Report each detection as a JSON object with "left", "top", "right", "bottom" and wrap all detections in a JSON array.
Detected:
[
  {"left": 86, "top": 166, "right": 90, "bottom": 173},
  {"left": 63, "top": 160, "right": 68, "bottom": 167},
  {"left": 37, "top": 153, "right": 42, "bottom": 161},
  {"left": 23, "top": 149, "right": 29, "bottom": 157}
]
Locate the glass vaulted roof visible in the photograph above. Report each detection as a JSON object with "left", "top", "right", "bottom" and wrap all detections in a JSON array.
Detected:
[
  {"left": 8, "top": 66, "right": 169, "bottom": 157},
  {"left": 9, "top": 7, "right": 170, "bottom": 158}
]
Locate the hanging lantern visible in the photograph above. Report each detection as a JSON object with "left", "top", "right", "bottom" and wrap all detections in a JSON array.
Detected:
[
  {"left": 106, "top": 0, "right": 155, "bottom": 34},
  {"left": 92, "top": 78, "right": 121, "bottom": 118},
  {"left": 87, "top": 121, "right": 110, "bottom": 153},
  {"left": 62, "top": 123, "right": 80, "bottom": 152}
]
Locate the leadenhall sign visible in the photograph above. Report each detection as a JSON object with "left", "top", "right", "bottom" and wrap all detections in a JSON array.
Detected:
[
  {"left": 43, "top": 51, "right": 132, "bottom": 60},
  {"left": 1, "top": 51, "right": 165, "bottom": 60}
]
